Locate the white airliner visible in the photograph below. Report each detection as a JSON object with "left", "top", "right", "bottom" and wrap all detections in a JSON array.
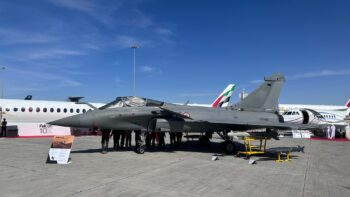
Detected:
[
  {"left": 0, "top": 84, "right": 235, "bottom": 137},
  {"left": 280, "top": 99, "right": 350, "bottom": 134},
  {"left": 0, "top": 98, "right": 104, "bottom": 137}
]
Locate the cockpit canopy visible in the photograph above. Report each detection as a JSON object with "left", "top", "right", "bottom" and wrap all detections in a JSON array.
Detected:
[{"left": 99, "top": 96, "right": 164, "bottom": 109}]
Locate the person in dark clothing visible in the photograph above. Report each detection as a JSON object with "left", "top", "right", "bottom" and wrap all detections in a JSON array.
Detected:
[
  {"left": 158, "top": 130, "right": 166, "bottom": 149},
  {"left": 134, "top": 130, "right": 141, "bottom": 147},
  {"left": 111, "top": 130, "right": 121, "bottom": 151},
  {"left": 150, "top": 132, "right": 156, "bottom": 148},
  {"left": 125, "top": 130, "right": 132, "bottom": 149},
  {"left": 176, "top": 132, "right": 183, "bottom": 147},
  {"left": 100, "top": 129, "right": 111, "bottom": 154},
  {"left": 120, "top": 130, "right": 125, "bottom": 149},
  {"left": 170, "top": 132, "right": 176, "bottom": 148},
  {"left": 1, "top": 118, "right": 7, "bottom": 137}
]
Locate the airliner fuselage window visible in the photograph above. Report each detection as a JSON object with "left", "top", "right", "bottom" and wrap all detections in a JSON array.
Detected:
[
  {"left": 57, "top": 108, "right": 61, "bottom": 113},
  {"left": 36, "top": 107, "right": 40, "bottom": 112},
  {"left": 64, "top": 108, "right": 67, "bottom": 113},
  {"left": 43, "top": 108, "right": 47, "bottom": 112},
  {"left": 70, "top": 108, "right": 74, "bottom": 113},
  {"left": 76, "top": 109, "right": 80, "bottom": 113},
  {"left": 14, "top": 108, "right": 18, "bottom": 112},
  {"left": 6, "top": 108, "right": 10, "bottom": 112},
  {"left": 21, "top": 107, "right": 25, "bottom": 112},
  {"left": 50, "top": 108, "right": 54, "bottom": 113},
  {"left": 83, "top": 109, "right": 86, "bottom": 113},
  {"left": 29, "top": 107, "right": 33, "bottom": 112}
]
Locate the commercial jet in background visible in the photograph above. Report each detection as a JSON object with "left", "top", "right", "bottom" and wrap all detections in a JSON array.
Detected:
[
  {"left": 280, "top": 99, "right": 350, "bottom": 136},
  {"left": 0, "top": 97, "right": 104, "bottom": 137},
  {"left": 0, "top": 84, "right": 235, "bottom": 137}
]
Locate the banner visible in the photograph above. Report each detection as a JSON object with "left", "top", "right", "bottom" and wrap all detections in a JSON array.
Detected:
[{"left": 47, "top": 135, "right": 74, "bottom": 164}]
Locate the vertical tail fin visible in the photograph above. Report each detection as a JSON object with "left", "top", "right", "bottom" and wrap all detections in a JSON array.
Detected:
[
  {"left": 345, "top": 99, "right": 350, "bottom": 116},
  {"left": 345, "top": 99, "right": 350, "bottom": 108},
  {"left": 233, "top": 73, "right": 285, "bottom": 112},
  {"left": 211, "top": 84, "right": 235, "bottom": 108}
]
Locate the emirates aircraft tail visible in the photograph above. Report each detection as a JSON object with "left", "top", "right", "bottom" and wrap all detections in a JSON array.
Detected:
[
  {"left": 345, "top": 99, "right": 350, "bottom": 108},
  {"left": 345, "top": 99, "right": 350, "bottom": 115},
  {"left": 211, "top": 84, "right": 236, "bottom": 108}
]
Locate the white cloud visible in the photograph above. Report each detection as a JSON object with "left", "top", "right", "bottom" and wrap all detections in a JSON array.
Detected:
[
  {"left": 27, "top": 49, "right": 86, "bottom": 60},
  {"left": 82, "top": 43, "right": 101, "bottom": 50},
  {"left": 126, "top": 9, "right": 154, "bottom": 29},
  {"left": 250, "top": 79, "right": 263, "bottom": 84},
  {"left": 156, "top": 28, "right": 173, "bottom": 35},
  {"left": 249, "top": 69, "right": 350, "bottom": 84},
  {"left": 140, "top": 65, "right": 154, "bottom": 73},
  {"left": 287, "top": 69, "right": 350, "bottom": 80},
  {"left": 179, "top": 93, "right": 217, "bottom": 97},
  {"left": 50, "top": 0, "right": 123, "bottom": 25},
  {"left": 50, "top": 0, "right": 96, "bottom": 12},
  {"left": 0, "top": 28, "right": 58, "bottom": 44},
  {"left": 10, "top": 68, "right": 82, "bottom": 88}
]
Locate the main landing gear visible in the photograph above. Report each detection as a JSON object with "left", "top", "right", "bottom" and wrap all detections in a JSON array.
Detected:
[{"left": 217, "top": 131, "right": 237, "bottom": 154}]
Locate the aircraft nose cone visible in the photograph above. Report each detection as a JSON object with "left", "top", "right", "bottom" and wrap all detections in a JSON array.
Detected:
[{"left": 49, "top": 115, "right": 81, "bottom": 127}]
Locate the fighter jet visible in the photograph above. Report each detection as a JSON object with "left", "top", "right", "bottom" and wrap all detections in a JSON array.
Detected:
[{"left": 49, "top": 73, "right": 318, "bottom": 153}]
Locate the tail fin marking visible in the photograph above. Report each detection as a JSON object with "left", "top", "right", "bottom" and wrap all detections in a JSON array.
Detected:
[{"left": 211, "top": 84, "right": 235, "bottom": 108}]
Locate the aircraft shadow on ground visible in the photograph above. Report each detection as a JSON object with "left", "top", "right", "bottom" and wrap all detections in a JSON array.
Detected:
[
  {"left": 70, "top": 141, "right": 303, "bottom": 162},
  {"left": 71, "top": 140, "right": 246, "bottom": 154}
]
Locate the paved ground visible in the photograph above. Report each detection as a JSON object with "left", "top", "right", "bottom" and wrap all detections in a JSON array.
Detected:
[{"left": 0, "top": 135, "right": 349, "bottom": 197}]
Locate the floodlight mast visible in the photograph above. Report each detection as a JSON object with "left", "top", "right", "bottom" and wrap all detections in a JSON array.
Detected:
[{"left": 131, "top": 45, "right": 138, "bottom": 96}]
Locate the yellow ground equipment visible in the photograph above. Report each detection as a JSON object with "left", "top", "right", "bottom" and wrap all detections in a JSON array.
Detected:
[
  {"left": 275, "top": 151, "right": 291, "bottom": 162},
  {"left": 236, "top": 136, "right": 268, "bottom": 159}
]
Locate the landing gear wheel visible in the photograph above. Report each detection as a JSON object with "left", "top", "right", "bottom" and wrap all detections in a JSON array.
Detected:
[
  {"left": 137, "top": 146, "right": 145, "bottom": 154},
  {"left": 224, "top": 140, "right": 236, "bottom": 154}
]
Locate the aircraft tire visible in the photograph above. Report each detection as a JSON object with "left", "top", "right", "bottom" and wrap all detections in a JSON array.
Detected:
[
  {"left": 224, "top": 140, "right": 236, "bottom": 154},
  {"left": 137, "top": 146, "right": 145, "bottom": 154}
]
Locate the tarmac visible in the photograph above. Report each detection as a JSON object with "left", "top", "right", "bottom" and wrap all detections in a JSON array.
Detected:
[{"left": 0, "top": 135, "right": 349, "bottom": 197}]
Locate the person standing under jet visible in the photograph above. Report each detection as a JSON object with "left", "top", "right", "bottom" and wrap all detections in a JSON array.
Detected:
[
  {"left": 100, "top": 129, "right": 111, "bottom": 154},
  {"left": 150, "top": 131, "right": 156, "bottom": 148},
  {"left": 176, "top": 132, "right": 183, "bottom": 147},
  {"left": 1, "top": 118, "right": 7, "bottom": 137},
  {"left": 158, "top": 129, "right": 166, "bottom": 149},
  {"left": 111, "top": 130, "right": 121, "bottom": 151},
  {"left": 125, "top": 130, "right": 132, "bottom": 149},
  {"left": 170, "top": 132, "right": 176, "bottom": 148},
  {"left": 120, "top": 130, "right": 125, "bottom": 149},
  {"left": 134, "top": 130, "right": 141, "bottom": 147}
]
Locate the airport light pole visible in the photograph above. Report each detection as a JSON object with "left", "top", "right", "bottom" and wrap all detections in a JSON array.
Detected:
[
  {"left": 131, "top": 45, "right": 138, "bottom": 96},
  {"left": 1, "top": 66, "right": 6, "bottom": 98}
]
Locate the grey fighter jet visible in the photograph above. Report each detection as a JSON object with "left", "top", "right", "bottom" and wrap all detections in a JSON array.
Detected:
[{"left": 49, "top": 73, "right": 318, "bottom": 153}]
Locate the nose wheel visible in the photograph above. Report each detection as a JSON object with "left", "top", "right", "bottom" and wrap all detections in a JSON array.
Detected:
[
  {"left": 136, "top": 146, "right": 145, "bottom": 154},
  {"left": 136, "top": 131, "right": 146, "bottom": 154},
  {"left": 224, "top": 140, "right": 236, "bottom": 154}
]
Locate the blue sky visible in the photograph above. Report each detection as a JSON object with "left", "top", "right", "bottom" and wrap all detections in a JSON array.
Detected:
[{"left": 0, "top": 0, "right": 349, "bottom": 105}]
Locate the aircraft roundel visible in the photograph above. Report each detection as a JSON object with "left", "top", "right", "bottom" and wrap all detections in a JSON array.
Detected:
[{"left": 181, "top": 112, "right": 191, "bottom": 118}]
